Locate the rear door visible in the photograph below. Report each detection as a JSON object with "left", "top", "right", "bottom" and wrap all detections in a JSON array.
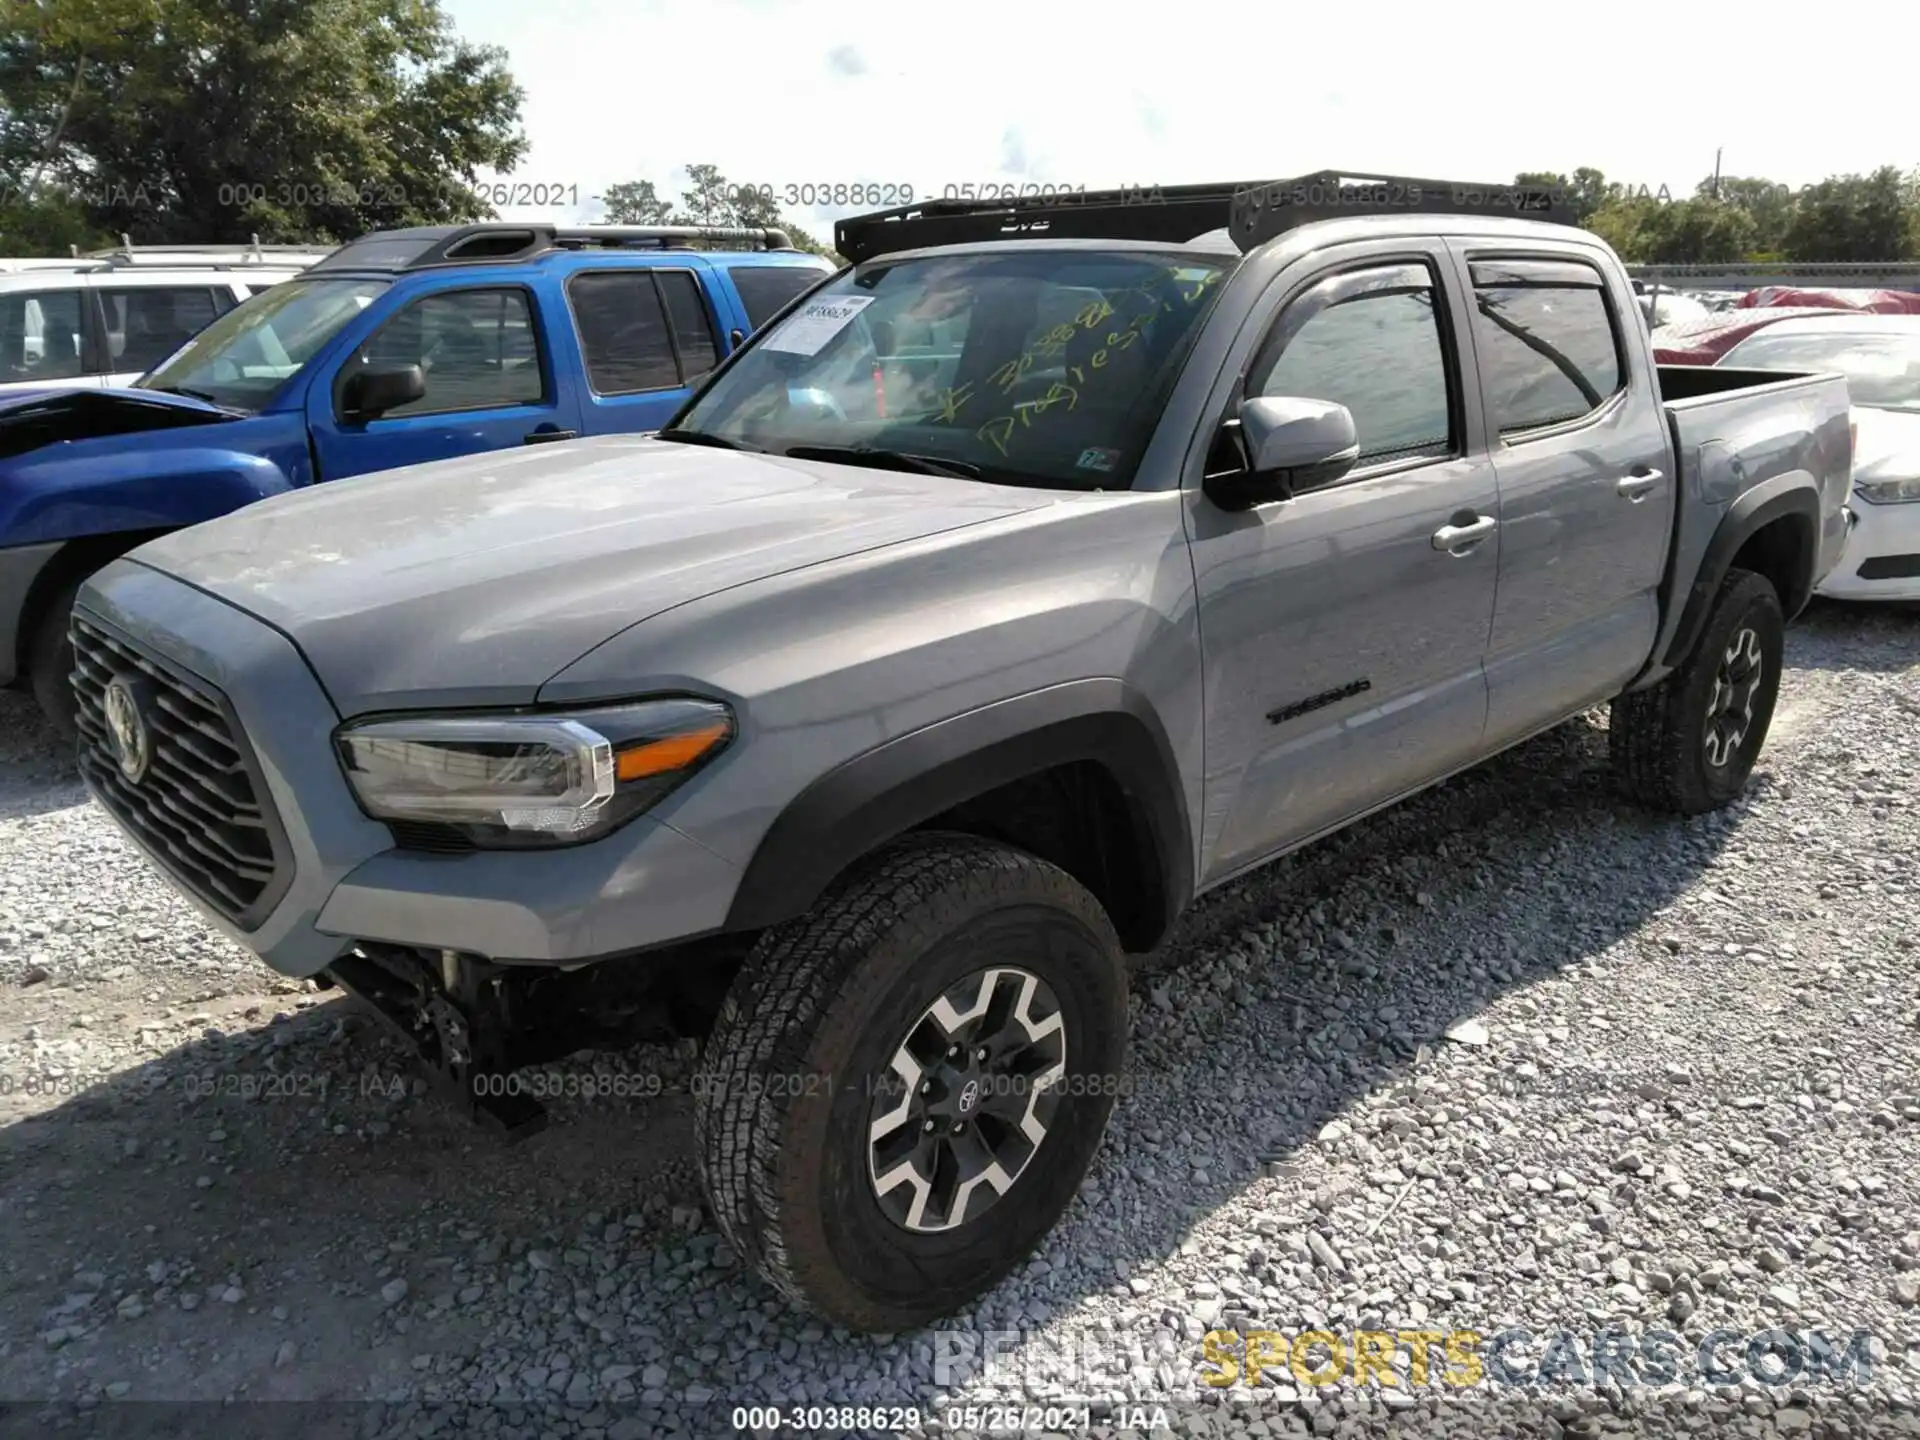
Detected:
[
  {"left": 1450, "top": 244, "right": 1673, "bottom": 748},
  {"left": 307, "top": 277, "right": 583, "bottom": 480},
  {"left": 566, "top": 262, "right": 725, "bottom": 436}
]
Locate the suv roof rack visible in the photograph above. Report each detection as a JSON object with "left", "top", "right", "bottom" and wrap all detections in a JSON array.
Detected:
[
  {"left": 76, "top": 234, "right": 335, "bottom": 269},
  {"left": 833, "top": 170, "right": 1572, "bottom": 264},
  {"left": 308, "top": 222, "right": 797, "bottom": 274}
]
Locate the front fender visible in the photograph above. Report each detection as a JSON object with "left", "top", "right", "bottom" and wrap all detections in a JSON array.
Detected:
[
  {"left": 723, "top": 678, "right": 1195, "bottom": 945},
  {"left": 0, "top": 440, "right": 302, "bottom": 545}
]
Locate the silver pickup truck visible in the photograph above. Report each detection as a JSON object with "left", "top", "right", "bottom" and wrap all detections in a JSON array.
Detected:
[{"left": 69, "top": 172, "right": 1851, "bottom": 1334}]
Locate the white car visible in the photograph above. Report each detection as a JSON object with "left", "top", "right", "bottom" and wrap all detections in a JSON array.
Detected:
[
  {"left": 1717, "top": 313, "right": 1920, "bottom": 602},
  {"left": 0, "top": 248, "right": 331, "bottom": 392}
]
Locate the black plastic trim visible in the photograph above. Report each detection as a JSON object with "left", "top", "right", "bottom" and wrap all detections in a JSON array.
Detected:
[
  {"left": 1661, "top": 488, "right": 1819, "bottom": 668},
  {"left": 724, "top": 680, "right": 1193, "bottom": 947}
]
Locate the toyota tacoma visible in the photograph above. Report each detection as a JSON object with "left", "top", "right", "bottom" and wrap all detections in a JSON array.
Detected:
[{"left": 69, "top": 172, "right": 1852, "bottom": 1333}]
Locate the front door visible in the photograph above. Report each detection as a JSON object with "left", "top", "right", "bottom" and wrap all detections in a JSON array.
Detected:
[
  {"left": 1187, "top": 251, "right": 1501, "bottom": 886},
  {"left": 309, "top": 282, "right": 582, "bottom": 481}
]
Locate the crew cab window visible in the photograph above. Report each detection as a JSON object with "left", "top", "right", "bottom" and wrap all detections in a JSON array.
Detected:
[
  {"left": 357, "top": 287, "right": 545, "bottom": 417},
  {"left": 0, "top": 289, "right": 85, "bottom": 381},
  {"left": 567, "top": 270, "right": 715, "bottom": 394},
  {"left": 656, "top": 271, "right": 719, "bottom": 379},
  {"left": 101, "top": 287, "right": 224, "bottom": 372},
  {"left": 726, "top": 265, "right": 825, "bottom": 330},
  {"left": 1469, "top": 260, "right": 1623, "bottom": 436},
  {"left": 1243, "top": 262, "right": 1456, "bottom": 469}
]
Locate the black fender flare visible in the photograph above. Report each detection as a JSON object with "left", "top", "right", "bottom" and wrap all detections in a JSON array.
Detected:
[
  {"left": 1660, "top": 480, "right": 1819, "bottom": 671},
  {"left": 723, "top": 678, "right": 1195, "bottom": 947}
]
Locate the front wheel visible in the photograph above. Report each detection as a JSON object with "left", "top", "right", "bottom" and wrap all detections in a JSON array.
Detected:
[
  {"left": 1609, "top": 566, "right": 1784, "bottom": 815},
  {"left": 693, "top": 833, "right": 1128, "bottom": 1332}
]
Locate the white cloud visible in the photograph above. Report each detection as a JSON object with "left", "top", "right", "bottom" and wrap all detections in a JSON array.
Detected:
[{"left": 445, "top": 0, "right": 1914, "bottom": 237}]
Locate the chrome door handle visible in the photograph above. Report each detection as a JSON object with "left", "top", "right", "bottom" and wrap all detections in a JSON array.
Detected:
[
  {"left": 1617, "top": 469, "right": 1661, "bottom": 500},
  {"left": 1431, "top": 516, "right": 1498, "bottom": 553}
]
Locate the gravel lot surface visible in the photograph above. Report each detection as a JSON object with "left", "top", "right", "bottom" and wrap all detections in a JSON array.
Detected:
[{"left": 1, "top": 599, "right": 1917, "bottom": 1440}]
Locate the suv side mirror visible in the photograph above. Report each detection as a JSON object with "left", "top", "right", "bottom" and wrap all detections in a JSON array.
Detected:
[
  {"left": 342, "top": 364, "right": 426, "bottom": 420},
  {"left": 1204, "top": 395, "right": 1359, "bottom": 511}
]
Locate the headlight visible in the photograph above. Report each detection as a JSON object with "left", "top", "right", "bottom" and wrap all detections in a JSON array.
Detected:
[
  {"left": 1852, "top": 475, "right": 1920, "bottom": 504},
  {"left": 335, "top": 698, "right": 734, "bottom": 848}
]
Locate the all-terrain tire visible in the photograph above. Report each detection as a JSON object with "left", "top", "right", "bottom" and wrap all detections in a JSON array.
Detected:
[
  {"left": 693, "top": 832, "right": 1128, "bottom": 1332},
  {"left": 28, "top": 577, "right": 83, "bottom": 743},
  {"left": 1609, "top": 566, "right": 1784, "bottom": 815}
]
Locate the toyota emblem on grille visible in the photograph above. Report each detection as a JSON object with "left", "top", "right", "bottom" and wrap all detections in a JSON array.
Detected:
[{"left": 103, "top": 675, "right": 155, "bottom": 784}]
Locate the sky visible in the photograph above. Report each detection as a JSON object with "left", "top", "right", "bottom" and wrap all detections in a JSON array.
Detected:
[{"left": 444, "top": 0, "right": 1914, "bottom": 238}]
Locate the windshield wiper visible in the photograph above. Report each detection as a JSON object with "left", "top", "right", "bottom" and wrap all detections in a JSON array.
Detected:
[
  {"left": 783, "top": 444, "right": 983, "bottom": 480},
  {"left": 654, "top": 428, "right": 763, "bottom": 452}
]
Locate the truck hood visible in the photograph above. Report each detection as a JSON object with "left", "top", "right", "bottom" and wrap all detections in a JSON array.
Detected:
[
  {"left": 0, "top": 385, "right": 237, "bottom": 460},
  {"left": 130, "top": 435, "right": 1050, "bottom": 716}
]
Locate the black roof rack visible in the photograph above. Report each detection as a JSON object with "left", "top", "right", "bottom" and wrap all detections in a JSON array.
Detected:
[
  {"left": 834, "top": 170, "right": 1572, "bottom": 264},
  {"left": 308, "top": 222, "right": 796, "bottom": 274}
]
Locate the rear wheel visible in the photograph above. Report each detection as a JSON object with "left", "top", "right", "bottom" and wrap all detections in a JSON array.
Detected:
[
  {"left": 27, "top": 576, "right": 84, "bottom": 743},
  {"left": 1609, "top": 566, "right": 1784, "bottom": 814},
  {"left": 693, "top": 832, "right": 1128, "bottom": 1332}
]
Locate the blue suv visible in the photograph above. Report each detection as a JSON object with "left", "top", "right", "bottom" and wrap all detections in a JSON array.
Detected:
[{"left": 0, "top": 222, "right": 835, "bottom": 734}]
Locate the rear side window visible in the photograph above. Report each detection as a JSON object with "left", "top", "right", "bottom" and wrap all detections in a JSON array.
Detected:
[
  {"left": 0, "top": 289, "right": 86, "bottom": 381},
  {"left": 655, "top": 271, "right": 719, "bottom": 380},
  {"left": 567, "top": 271, "right": 713, "bottom": 394},
  {"left": 101, "top": 286, "right": 224, "bottom": 372},
  {"left": 1469, "top": 261, "right": 1623, "bottom": 436},
  {"left": 727, "top": 265, "right": 824, "bottom": 330}
]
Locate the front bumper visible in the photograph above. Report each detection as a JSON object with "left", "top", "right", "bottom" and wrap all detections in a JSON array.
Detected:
[
  {"left": 1816, "top": 499, "right": 1920, "bottom": 601},
  {"left": 77, "top": 559, "right": 745, "bottom": 978}
]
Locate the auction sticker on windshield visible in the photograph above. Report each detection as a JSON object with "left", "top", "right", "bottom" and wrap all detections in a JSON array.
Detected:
[{"left": 763, "top": 295, "right": 876, "bottom": 355}]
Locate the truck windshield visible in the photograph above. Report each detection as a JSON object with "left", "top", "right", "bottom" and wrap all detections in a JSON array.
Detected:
[
  {"left": 663, "top": 249, "right": 1232, "bottom": 490},
  {"left": 140, "top": 277, "right": 391, "bottom": 411}
]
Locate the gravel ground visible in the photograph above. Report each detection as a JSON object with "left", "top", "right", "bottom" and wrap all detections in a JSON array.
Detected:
[{"left": 1, "top": 599, "right": 1917, "bottom": 1440}]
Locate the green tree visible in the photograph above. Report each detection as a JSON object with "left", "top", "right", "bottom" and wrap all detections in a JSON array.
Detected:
[
  {"left": 1781, "top": 167, "right": 1918, "bottom": 262},
  {"left": 0, "top": 0, "right": 526, "bottom": 247},
  {"left": 1638, "top": 197, "right": 1756, "bottom": 263},
  {"left": 1698, "top": 174, "right": 1794, "bottom": 256},
  {"left": 600, "top": 178, "right": 673, "bottom": 225},
  {"left": 601, "top": 162, "right": 837, "bottom": 258},
  {"left": 1515, "top": 166, "right": 1610, "bottom": 226},
  {"left": 678, "top": 163, "right": 731, "bottom": 226}
]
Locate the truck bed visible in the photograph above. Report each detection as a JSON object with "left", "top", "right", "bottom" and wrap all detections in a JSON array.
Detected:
[{"left": 1647, "top": 363, "right": 1854, "bottom": 673}]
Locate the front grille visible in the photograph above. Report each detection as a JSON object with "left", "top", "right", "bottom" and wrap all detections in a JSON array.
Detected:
[{"left": 71, "top": 615, "right": 289, "bottom": 926}]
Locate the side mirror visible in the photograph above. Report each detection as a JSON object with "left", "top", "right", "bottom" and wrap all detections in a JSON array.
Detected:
[
  {"left": 1204, "top": 395, "right": 1359, "bottom": 511},
  {"left": 342, "top": 364, "right": 426, "bottom": 420}
]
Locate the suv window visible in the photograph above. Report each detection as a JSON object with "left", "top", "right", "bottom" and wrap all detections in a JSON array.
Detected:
[
  {"left": 727, "top": 265, "right": 825, "bottom": 330},
  {"left": 656, "top": 271, "right": 719, "bottom": 380},
  {"left": 102, "top": 286, "right": 223, "bottom": 373},
  {"left": 1246, "top": 262, "right": 1456, "bottom": 469},
  {"left": 566, "top": 271, "right": 709, "bottom": 395},
  {"left": 0, "top": 289, "right": 86, "bottom": 382},
  {"left": 357, "top": 287, "right": 545, "bottom": 417},
  {"left": 1469, "top": 264, "right": 1623, "bottom": 436}
]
